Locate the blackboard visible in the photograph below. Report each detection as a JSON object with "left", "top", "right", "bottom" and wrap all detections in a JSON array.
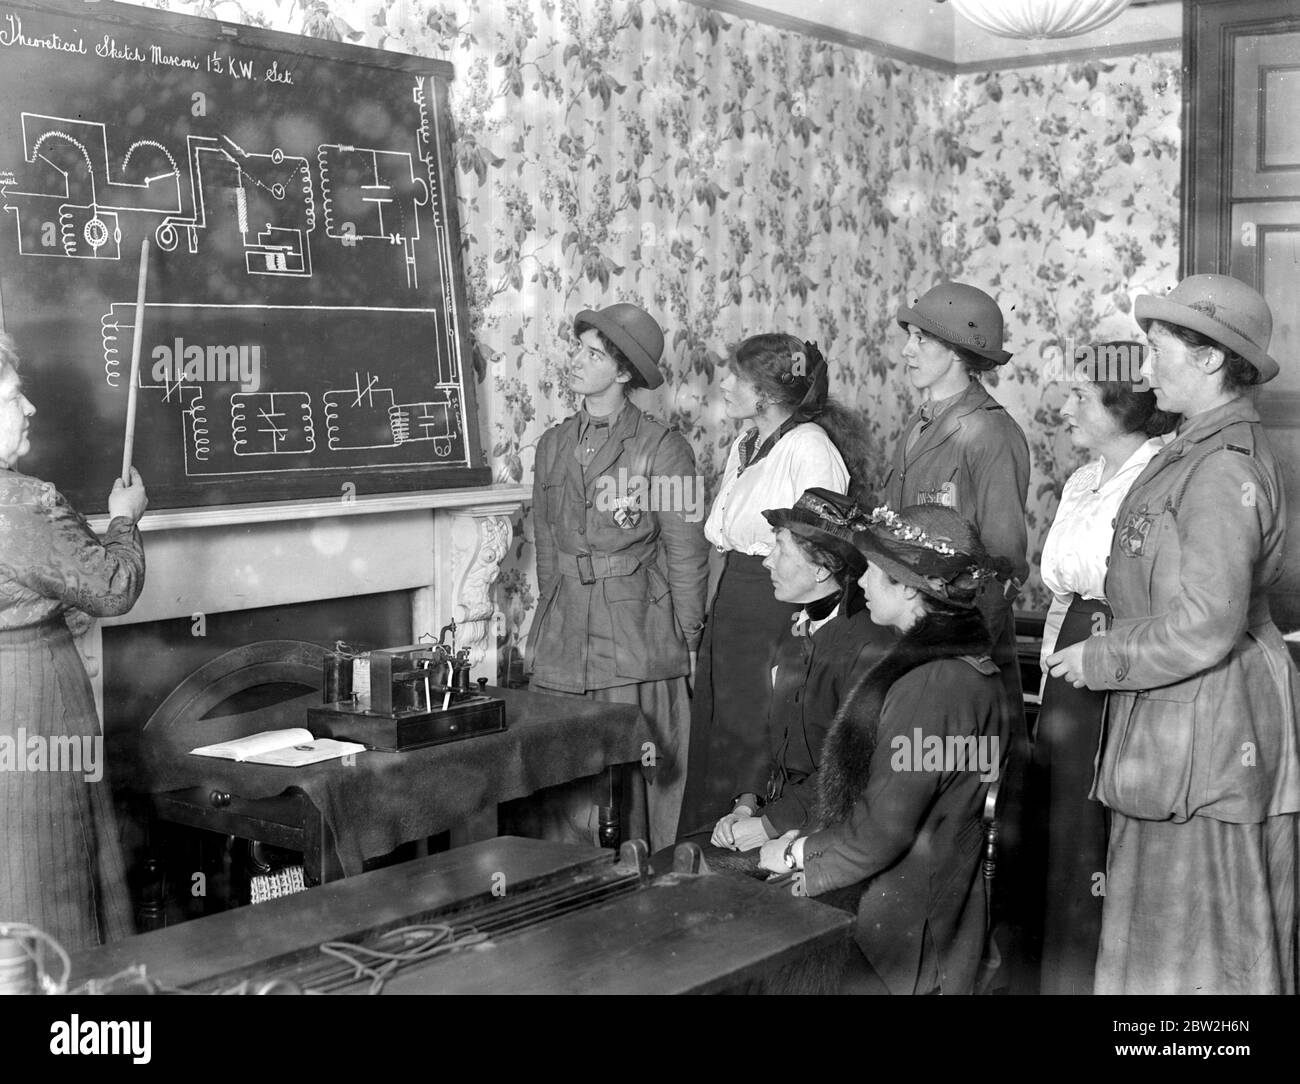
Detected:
[{"left": 0, "top": 0, "right": 488, "bottom": 512}]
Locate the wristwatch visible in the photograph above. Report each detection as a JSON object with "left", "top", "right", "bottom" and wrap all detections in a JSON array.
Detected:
[{"left": 782, "top": 837, "right": 798, "bottom": 871}]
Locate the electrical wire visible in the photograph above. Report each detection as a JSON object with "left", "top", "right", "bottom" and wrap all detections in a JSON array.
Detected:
[
  {"left": 0, "top": 922, "right": 71, "bottom": 994},
  {"left": 315, "top": 923, "right": 489, "bottom": 995}
]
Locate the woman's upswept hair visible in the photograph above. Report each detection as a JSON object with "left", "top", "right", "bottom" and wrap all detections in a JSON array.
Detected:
[
  {"left": 729, "top": 334, "right": 875, "bottom": 503},
  {"left": 1086, "top": 340, "right": 1179, "bottom": 438}
]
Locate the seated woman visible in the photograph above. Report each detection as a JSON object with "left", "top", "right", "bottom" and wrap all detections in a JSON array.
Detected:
[
  {"left": 709, "top": 488, "right": 892, "bottom": 853},
  {"left": 758, "top": 504, "right": 1010, "bottom": 995}
]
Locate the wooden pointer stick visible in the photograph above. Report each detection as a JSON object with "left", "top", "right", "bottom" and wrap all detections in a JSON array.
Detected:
[{"left": 120, "top": 238, "right": 150, "bottom": 484}]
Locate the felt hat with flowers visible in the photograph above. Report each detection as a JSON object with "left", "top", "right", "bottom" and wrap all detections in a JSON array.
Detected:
[{"left": 850, "top": 504, "right": 1006, "bottom": 609}]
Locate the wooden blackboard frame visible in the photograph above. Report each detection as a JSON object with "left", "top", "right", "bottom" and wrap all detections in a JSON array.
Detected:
[{"left": 0, "top": 0, "right": 490, "bottom": 512}]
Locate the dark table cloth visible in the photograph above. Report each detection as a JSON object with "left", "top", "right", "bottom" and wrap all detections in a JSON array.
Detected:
[{"left": 137, "top": 686, "right": 650, "bottom": 876}]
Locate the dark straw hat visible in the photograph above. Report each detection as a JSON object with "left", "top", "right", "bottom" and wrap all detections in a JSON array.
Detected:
[
  {"left": 851, "top": 504, "right": 1000, "bottom": 609},
  {"left": 574, "top": 303, "right": 666, "bottom": 390},
  {"left": 763, "top": 488, "right": 868, "bottom": 576},
  {"left": 1134, "top": 274, "right": 1279, "bottom": 383},
  {"left": 897, "top": 282, "right": 1012, "bottom": 365}
]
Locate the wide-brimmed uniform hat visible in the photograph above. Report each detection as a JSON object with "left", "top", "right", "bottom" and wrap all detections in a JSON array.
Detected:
[
  {"left": 574, "top": 303, "right": 666, "bottom": 389},
  {"left": 763, "top": 488, "right": 869, "bottom": 577},
  {"left": 897, "top": 282, "right": 1012, "bottom": 365},
  {"left": 1134, "top": 274, "right": 1279, "bottom": 383},
  {"left": 851, "top": 504, "right": 1002, "bottom": 609}
]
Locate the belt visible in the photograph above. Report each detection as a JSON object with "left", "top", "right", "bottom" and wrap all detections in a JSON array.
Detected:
[
  {"left": 556, "top": 550, "right": 644, "bottom": 584},
  {"left": 0, "top": 617, "right": 68, "bottom": 646}
]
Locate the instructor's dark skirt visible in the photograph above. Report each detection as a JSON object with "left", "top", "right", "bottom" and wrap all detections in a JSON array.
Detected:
[{"left": 677, "top": 552, "right": 795, "bottom": 839}]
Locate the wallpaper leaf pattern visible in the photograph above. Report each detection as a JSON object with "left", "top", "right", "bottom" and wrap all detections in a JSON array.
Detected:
[{"left": 135, "top": 0, "right": 1182, "bottom": 678}]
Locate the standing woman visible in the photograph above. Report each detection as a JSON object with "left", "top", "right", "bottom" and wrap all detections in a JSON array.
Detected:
[
  {"left": 885, "top": 283, "right": 1030, "bottom": 697},
  {"left": 677, "top": 337, "right": 865, "bottom": 839},
  {"left": 528, "top": 304, "right": 708, "bottom": 851},
  {"left": 0, "top": 333, "right": 148, "bottom": 950},
  {"left": 1033, "top": 345, "right": 1177, "bottom": 995},
  {"left": 1047, "top": 276, "right": 1300, "bottom": 994}
]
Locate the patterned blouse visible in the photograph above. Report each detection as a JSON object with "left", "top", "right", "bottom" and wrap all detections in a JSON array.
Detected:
[{"left": 0, "top": 470, "right": 144, "bottom": 630}]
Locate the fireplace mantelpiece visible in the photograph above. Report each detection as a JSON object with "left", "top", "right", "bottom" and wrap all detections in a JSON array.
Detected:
[{"left": 80, "top": 485, "right": 530, "bottom": 722}]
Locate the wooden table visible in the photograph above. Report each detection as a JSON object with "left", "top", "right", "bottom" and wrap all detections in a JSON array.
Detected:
[
  {"left": 142, "top": 684, "right": 650, "bottom": 903},
  {"left": 72, "top": 837, "right": 854, "bottom": 995}
]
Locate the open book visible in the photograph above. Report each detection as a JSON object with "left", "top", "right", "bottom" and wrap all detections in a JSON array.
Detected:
[{"left": 190, "top": 728, "right": 365, "bottom": 767}]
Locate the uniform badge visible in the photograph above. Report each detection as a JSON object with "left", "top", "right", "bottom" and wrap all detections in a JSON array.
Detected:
[
  {"left": 918, "top": 482, "right": 957, "bottom": 508},
  {"left": 1118, "top": 511, "right": 1153, "bottom": 557},
  {"left": 611, "top": 497, "right": 643, "bottom": 529}
]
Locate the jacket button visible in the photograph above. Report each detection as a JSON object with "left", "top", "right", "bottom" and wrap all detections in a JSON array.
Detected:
[
  {"left": 1115, "top": 667, "right": 1125, "bottom": 680},
  {"left": 585, "top": 500, "right": 593, "bottom": 508},
  {"left": 1111, "top": 518, "right": 1117, "bottom": 529},
  {"left": 1104, "top": 557, "right": 1109, "bottom": 566},
  {"left": 577, "top": 527, "right": 585, "bottom": 535}
]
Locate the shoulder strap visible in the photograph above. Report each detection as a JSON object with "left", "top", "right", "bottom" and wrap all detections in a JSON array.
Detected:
[
  {"left": 629, "top": 423, "right": 672, "bottom": 487},
  {"left": 1168, "top": 440, "right": 1269, "bottom": 517}
]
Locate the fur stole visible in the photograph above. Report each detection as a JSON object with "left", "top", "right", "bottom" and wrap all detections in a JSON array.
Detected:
[{"left": 814, "top": 608, "right": 991, "bottom": 829}]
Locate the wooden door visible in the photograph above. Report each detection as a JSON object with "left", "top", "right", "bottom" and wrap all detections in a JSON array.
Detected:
[{"left": 1187, "top": 0, "right": 1300, "bottom": 628}]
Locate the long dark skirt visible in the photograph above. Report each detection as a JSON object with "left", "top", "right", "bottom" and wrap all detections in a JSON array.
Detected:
[
  {"left": 677, "top": 552, "right": 795, "bottom": 839},
  {"left": 1031, "top": 595, "right": 1110, "bottom": 994},
  {"left": 0, "top": 620, "right": 133, "bottom": 952}
]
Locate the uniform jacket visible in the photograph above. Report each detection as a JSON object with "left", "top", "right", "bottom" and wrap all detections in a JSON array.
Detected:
[
  {"left": 1082, "top": 397, "right": 1300, "bottom": 824},
  {"left": 761, "top": 596, "right": 893, "bottom": 834},
  {"left": 802, "top": 610, "right": 1009, "bottom": 995},
  {"left": 882, "top": 379, "right": 1030, "bottom": 649},
  {"left": 530, "top": 401, "right": 709, "bottom": 693}
]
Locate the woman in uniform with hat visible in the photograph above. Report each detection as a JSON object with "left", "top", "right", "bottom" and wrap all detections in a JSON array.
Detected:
[
  {"left": 709, "top": 488, "right": 893, "bottom": 854},
  {"left": 758, "top": 504, "right": 1010, "bottom": 994},
  {"left": 677, "top": 336, "right": 869, "bottom": 840},
  {"left": 526, "top": 303, "right": 709, "bottom": 851},
  {"left": 1047, "top": 274, "right": 1300, "bottom": 994},
  {"left": 885, "top": 282, "right": 1029, "bottom": 703}
]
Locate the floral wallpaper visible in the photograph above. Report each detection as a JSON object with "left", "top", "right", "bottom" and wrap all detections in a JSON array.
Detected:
[{"left": 130, "top": 0, "right": 1183, "bottom": 678}]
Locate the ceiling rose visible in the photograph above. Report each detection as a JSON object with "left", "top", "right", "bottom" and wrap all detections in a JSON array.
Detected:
[{"left": 950, "top": 0, "right": 1134, "bottom": 40}]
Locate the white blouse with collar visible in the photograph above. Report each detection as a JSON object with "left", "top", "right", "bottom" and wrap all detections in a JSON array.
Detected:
[
  {"left": 704, "top": 423, "right": 848, "bottom": 556},
  {"left": 1039, "top": 436, "right": 1166, "bottom": 667}
]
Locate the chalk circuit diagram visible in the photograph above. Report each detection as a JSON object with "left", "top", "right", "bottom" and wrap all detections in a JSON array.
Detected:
[
  {"left": 3, "top": 75, "right": 471, "bottom": 478},
  {"left": 1, "top": 76, "right": 445, "bottom": 284}
]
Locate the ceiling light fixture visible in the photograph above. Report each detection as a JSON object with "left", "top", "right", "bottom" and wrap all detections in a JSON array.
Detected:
[{"left": 949, "top": 0, "right": 1133, "bottom": 40}]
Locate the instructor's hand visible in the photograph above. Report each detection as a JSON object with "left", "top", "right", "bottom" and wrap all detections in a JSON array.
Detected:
[{"left": 108, "top": 467, "right": 148, "bottom": 525}]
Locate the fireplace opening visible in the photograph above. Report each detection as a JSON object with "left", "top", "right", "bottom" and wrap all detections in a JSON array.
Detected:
[{"left": 102, "top": 590, "right": 413, "bottom": 924}]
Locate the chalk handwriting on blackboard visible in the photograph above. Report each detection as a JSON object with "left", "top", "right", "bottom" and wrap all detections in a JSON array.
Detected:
[{"left": 0, "top": 0, "right": 486, "bottom": 509}]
